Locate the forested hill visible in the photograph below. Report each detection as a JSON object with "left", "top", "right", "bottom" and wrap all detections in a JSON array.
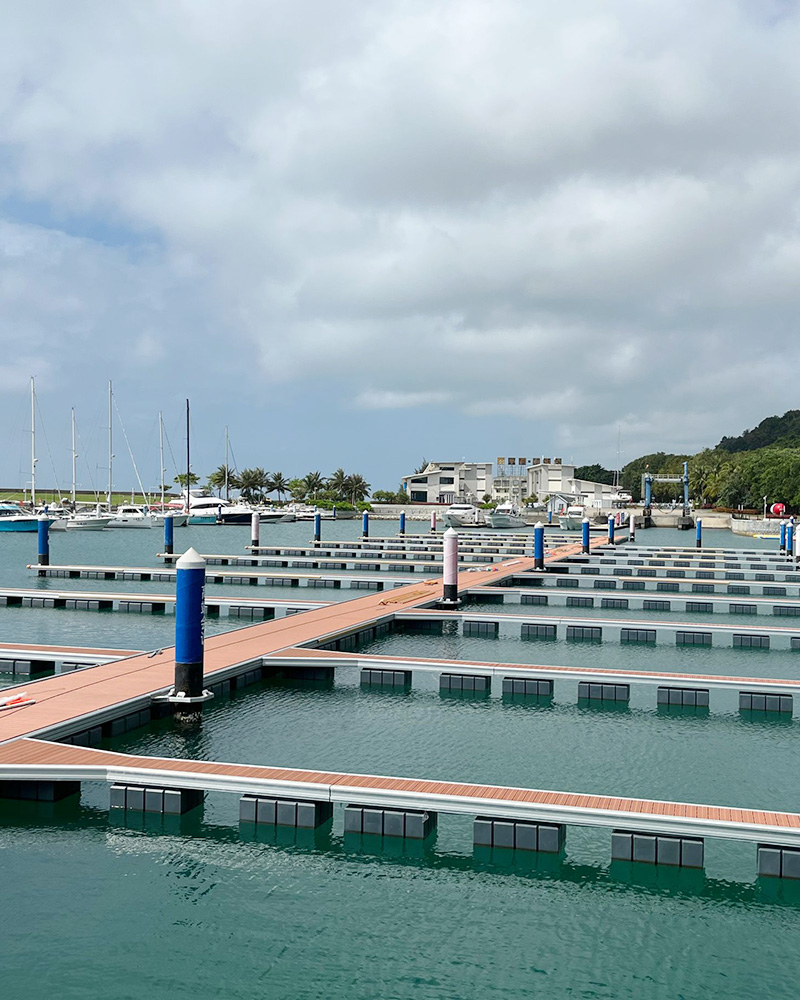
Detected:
[
  {"left": 717, "top": 411, "right": 800, "bottom": 453},
  {"left": 616, "top": 412, "right": 800, "bottom": 508}
]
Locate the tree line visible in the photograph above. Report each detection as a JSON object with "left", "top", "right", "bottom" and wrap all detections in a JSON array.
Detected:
[
  {"left": 617, "top": 448, "right": 800, "bottom": 509},
  {"left": 180, "top": 466, "right": 373, "bottom": 508}
]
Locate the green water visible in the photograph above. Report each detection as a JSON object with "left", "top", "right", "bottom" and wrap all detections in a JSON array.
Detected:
[{"left": 3, "top": 526, "right": 800, "bottom": 999}]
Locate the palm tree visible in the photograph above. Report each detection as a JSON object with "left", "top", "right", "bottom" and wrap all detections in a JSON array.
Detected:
[
  {"left": 207, "top": 464, "right": 240, "bottom": 498},
  {"left": 327, "top": 467, "right": 348, "bottom": 500},
  {"left": 303, "top": 471, "right": 325, "bottom": 500},
  {"left": 344, "top": 473, "right": 371, "bottom": 504},
  {"left": 268, "top": 471, "right": 289, "bottom": 502},
  {"left": 238, "top": 467, "right": 268, "bottom": 503},
  {"left": 173, "top": 473, "right": 200, "bottom": 489}
]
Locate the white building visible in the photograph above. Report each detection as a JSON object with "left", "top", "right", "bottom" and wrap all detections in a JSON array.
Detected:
[
  {"left": 526, "top": 458, "right": 615, "bottom": 508},
  {"left": 400, "top": 456, "right": 615, "bottom": 508},
  {"left": 491, "top": 457, "right": 533, "bottom": 502},
  {"left": 401, "top": 461, "right": 493, "bottom": 504}
]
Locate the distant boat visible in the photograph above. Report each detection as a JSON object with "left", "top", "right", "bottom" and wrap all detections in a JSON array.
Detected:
[
  {"left": 488, "top": 501, "right": 526, "bottom": 529},
  {"left": 49, "top": 508, "right": 113, "bottom": 531},
  {"left": 442, "top": 503, "right": 487, "bottom": 528},
  {"left": 0, "top": 503, "right": 38, "bottom": 532},
  {"left": 65, "top": 513, "right": 114, "bottom": 531},
  {"left": 285, "top": 503, "right": 357, "bottom": 521},
  {"left": 258, "top": 507, "right": 296, "bottom": 523},
  {"left": 150, "top": 509, "right": 189, "bottom": 528},
  {"left": 184, "top": 494, "right": 252, "bottom": 525},
  {"left": 107, "top": 505, "right": 153, "bottom": 529},
  {"left": 558, "top": 505, "right": 586, "bottom": 530}
]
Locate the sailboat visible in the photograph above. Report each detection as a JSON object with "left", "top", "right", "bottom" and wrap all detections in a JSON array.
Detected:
[
  {"left": 51, "top": 409, "right": 113, "bottom": 530},
  {"left": 149, "top": 411, "right": 187, "bottom": 526},
  {"left": 3, "top": 378, "right": 48, "bottom": 532},
  {"left": 101, "top": 381, "right": 153, "bottom": 529}
]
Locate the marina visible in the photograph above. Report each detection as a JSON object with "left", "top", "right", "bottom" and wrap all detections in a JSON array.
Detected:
[
  {"left": 7, "top": 7, "right": 800, "bottom": 996},
  {"left": 3, "top": 520, "right": 800, "bottom": 999}
]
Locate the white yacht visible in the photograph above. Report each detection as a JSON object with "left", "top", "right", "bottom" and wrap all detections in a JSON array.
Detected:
[
  {"left": 286, "top": 504, "right": 355, "bottom": 521},
  {"left": 185, "top": 495, "right": 253, "bottom": 525},
  {"left": 65, "top": 513, "right": 114, "bottom": 530},
  {"left": 0, "top": 503, "right": 39, "bottom": 532},
  {"left": 488, "top": 501, "right": 526, "bottom": 529},
  {"left": 51, "top": 510, "right": 113, "bottom": 531},
  {"left": 258, "top": 507, "right": 296, "bottom": 523},
  {"left": 150, "top": 509, "right": 189, "bottom": 527},
  {"left": 107, "top": 505, "right": 153, "bottom": 529},
  {"left": 442, "top": 503, "right": 487, "bottom": 528},
  {"left": 558, "top": 505, "right": 586, "bottom": 530}
]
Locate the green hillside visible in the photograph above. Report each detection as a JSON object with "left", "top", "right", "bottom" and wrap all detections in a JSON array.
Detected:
[
  {"left": 717, "top": 410, "right": 800, "bottom": 453},
  {"left": 618, "top": 415, "right": 800, "bottom": 508}
]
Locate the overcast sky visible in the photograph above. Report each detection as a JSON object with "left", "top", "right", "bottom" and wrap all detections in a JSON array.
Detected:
[{"left": 1, "top": 0, "right": 798, "bottom": 494}]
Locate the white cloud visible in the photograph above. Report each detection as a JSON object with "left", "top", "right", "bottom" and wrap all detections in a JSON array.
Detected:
[
  {"left": 1, "top": 0, "right": 800, "bottom": 484},
  {"left": 355, "top": 389, "right": 453, "bottom": 410}
]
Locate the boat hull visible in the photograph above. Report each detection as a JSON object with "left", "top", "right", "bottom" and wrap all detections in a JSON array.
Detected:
[
  {"left": 442, "top": 514, "right": 487, "bottom": 528},
  {"left": 152, "top": 513, "right": 188, "bottom": 527},
  {"left": 0, "top": 519, "right": 38, "bottom": 532},
  {"left": 558, "top": 517, "right": 584, "bottom": 530},
  {"left": 488, "top": 513, "right": 527, "bottom": 529},
  {"left": 217, "top": 512, "right": 254, "bottom": 525},
  {"left": 65, "top": 517, "right": 113, "bottom": 531}
]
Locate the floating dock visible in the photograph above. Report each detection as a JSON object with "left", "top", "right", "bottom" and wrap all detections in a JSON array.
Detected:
[
  {"left": 2, "top": 739, "right": 799, "bottom": 873},
  {"left": 5, "top": 530, "right": 800, "bottom": 878}
]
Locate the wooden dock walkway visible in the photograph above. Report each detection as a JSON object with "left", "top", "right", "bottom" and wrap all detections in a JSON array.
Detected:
[
  {"left": 2, "top": 548, "right": 573, "bottom": 744},
  {"left": 2, "top": 737, "right": 798, "bottom": 847}
]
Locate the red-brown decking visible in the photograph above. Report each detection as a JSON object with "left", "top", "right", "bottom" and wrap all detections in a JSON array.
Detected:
[
  {"left": 0, "top": 544, "right": 589, "bottom": 743},
  {"left": 1, "top": 738, "right": 798, "bottom": 838},
  {"left": 0, "top": 642, "right": 141, "bottom": 657}
]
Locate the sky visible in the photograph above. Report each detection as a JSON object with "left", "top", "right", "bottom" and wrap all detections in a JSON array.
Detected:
[{"left": 1, "top": 0, "right": 799, "bottom": 495}]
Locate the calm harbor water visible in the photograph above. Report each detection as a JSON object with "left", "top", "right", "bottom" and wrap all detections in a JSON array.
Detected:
[{"left": 3, "top": 525, "right": 800, "bottom": 1000}]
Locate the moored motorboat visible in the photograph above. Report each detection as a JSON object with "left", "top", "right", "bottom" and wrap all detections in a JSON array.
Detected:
[
  {"left": 186, "top": 495, "right": 253, "bottom": 524},
  {"left": 107, "top": 505, "right": 153, "bottom": 528},
  {"left": 442, "top": 503, "right": 487, "bottom": 528},
  {"left": 151, "top": 509, "right": 189, "bottom": 527},
  {"left": 65, "top": 513, "right": 114, "bottom": 531},
  {"left": 0, "top": 503, "right": 39, "bottom": 532},
  {"left": 558, "top": 505, "right": 586, "bottom": 530},
  {"left": 488, "top": 500, "right": 526, "bottom": 529},
  {"left": 258, "top": 507, "right": 296, "bottom": 523}
]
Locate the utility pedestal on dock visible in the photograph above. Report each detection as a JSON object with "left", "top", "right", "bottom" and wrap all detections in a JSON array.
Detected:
[
  {"left": 37, "top": 516, "right": 50, "bottom": 567},
  {"left": 162, "top": 547, "right": 212, "bottom": 723},
  {"left": 250, "top": 512, "right": 260, "bottom": 550},
  {"left": 438, "top": 528, "right": 460, "bottom": 607},
  {"left": 164, "top": 514, "right": 174, "bottom": 556},
  {"left": 534, "top": 522, "right": 545, "bottom": 570}
]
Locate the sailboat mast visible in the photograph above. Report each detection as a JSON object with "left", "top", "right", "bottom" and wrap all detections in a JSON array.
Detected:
[
  {"left": 107, "top": 380, "right": 113, "bottom": 506},
  {"left": 185, "top": 398, "right": 190, "bottom": 514},
  {"left": 71, "top": 408, "right": 77, "bottom": 506},
  {"left": 30, "top": 376, "right": 36, "bottom": 508},
  {"left": 225, "top": 425, "right": 229, "bottom": 500},
  {"left": 159, "top": 411, "right": 165, "bottom": 509}
]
